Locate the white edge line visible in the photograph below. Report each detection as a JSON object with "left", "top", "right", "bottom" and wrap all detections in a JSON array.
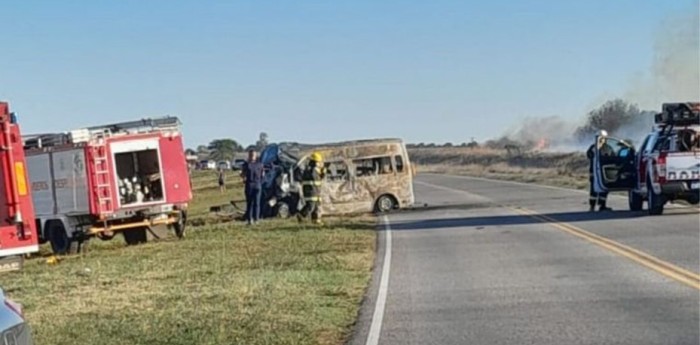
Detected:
[
  {"left": 366, "top": 215, "right": 392, "bottom": 345},
  {"left": 423, "top": 173, "right": 695, "bottom": 209}
]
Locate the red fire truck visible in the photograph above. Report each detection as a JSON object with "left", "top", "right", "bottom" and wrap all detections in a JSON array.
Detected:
[
  {"left": 0, "top": 102, "right": 38, "bottom": 271},
  {"left": 24, "top": 116, "right": 192, "bottom": 254}
]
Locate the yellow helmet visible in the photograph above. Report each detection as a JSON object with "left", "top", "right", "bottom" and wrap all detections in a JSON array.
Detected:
[{"left": 311, "top": 152, "right": 323, "bottom": 162}]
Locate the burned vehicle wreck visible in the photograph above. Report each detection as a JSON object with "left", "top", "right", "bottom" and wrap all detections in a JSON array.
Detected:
[{"left": 257, "top": 138, "right": 416, "bottom": 218}]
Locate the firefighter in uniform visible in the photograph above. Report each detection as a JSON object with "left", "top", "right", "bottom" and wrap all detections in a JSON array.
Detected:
[
  {"left": 586, "top": 130, "right": 614, "bottom": 212},
  {"left": 297, "top": 152, "right": 326, "bottom": 224}
]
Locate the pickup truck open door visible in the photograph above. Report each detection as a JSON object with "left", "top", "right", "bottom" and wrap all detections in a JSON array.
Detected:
[{"left": 593, "top": 135, "right": 637, "bottom": 193}]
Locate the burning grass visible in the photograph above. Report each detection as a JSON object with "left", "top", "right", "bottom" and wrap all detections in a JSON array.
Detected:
[{"left": 0, "top": 170, "right": 376, "bottom": 345}]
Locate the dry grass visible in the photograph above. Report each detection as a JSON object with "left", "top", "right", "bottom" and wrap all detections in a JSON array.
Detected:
[
  {"left": 0, "top": 170, "right": 376, "bottom": 345},
  {"left": 409, "top": 147, "right": 590, "bottom": 190}
]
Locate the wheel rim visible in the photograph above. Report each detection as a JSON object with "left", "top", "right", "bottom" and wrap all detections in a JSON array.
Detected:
[
  {"left": 379, "top": 197, "right": 393, "bottom": 212},
  {"left": 277, "top": 204, "right": 290, "bottom": 218}
]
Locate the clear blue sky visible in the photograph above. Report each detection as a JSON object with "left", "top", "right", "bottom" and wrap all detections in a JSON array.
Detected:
[{"left": 1, "top": 0, "right": 696, "bottom": 148}]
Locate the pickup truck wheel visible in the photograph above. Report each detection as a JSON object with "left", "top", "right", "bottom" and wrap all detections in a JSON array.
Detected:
[
  {"left": 647, "top": 183, "right": 665, "bottom": 215},
  {"left": 628, "top": 190, "right": 643, "bottom": 211}
]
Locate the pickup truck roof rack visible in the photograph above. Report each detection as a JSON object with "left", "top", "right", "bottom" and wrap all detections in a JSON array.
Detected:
[
  {"left": 23, "top": 116, "right": 181, "bottom": 149},
  {"left": 655, "top": 102, "right": 700, "bottom": 127}
]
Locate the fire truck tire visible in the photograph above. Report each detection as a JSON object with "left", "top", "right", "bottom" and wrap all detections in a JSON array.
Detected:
[
  {"left": 47, "top": 222, "right": 72, "bottom": 255},
  {"left": 173, "top": 211, "right": 186, "bottom": 239},
  {"left": 628, "top": 190, "right": 643, "bottom": 211},
  {"left": 123, "top": 227, "right": 148, "bottom": 245},
  {"left": 647, "top": 182, "right": 665, "bottom": 215}
]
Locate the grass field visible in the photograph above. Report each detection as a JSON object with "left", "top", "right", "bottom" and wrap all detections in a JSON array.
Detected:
[
  {"left": 0, "top": 170, "right": 376, "bottom": 345},
  {"left": 408, "top": 147, "right": 591, "bottom": 190}
]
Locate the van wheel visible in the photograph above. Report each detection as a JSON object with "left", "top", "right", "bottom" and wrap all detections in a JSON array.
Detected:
[
  {"left": 647, "top": 182, "right": 665, "bottom": 215},
  {"left": 628, "top": 190, "right": 643, "bottom": 211},
  {"left": 123, "top": 227, "right": 148, "bottom": 245},
  {"left": 275, "top": 202, "right": 291, "bottom": 219},
  {"left": 48, "top": 222, "right": 72, "bottom": 255},
  {"left": 375, "top": 195, "right": 397, "bottom": 214}
]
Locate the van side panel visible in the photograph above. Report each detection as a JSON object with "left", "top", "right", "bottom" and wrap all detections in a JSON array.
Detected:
[{"left": 300, "top": 140, "right": 414, "bottom": 215}]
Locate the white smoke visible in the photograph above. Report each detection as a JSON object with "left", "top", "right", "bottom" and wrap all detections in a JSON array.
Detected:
[
  {"left": 624, "top": 4, "right": 700, "bottom": 108},
  {"left": 496, "top": 4, "right": 699, "bottom": 153}
]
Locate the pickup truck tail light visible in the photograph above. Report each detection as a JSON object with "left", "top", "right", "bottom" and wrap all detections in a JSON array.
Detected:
[{"left": 656, "top": 155, "right": 667, "bottom": 183}]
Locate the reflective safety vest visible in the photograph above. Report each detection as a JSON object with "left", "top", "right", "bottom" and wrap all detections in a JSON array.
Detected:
[{"left": 301, "top": 166, "right": 324, "bottom": 202}]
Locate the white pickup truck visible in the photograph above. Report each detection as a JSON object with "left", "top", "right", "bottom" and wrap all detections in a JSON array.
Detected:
[{"left": 592, "top": 102, "right": 700, "bottom": 215}]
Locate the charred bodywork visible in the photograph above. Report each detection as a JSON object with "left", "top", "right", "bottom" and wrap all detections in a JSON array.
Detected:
[{"left": 259, "top": 139, "right": 415, "bottom": 217}]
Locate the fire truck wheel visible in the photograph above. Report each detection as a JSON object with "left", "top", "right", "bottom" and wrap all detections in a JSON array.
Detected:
[
  {"left": 123, "top": 227, "right": 148, "bottom": 245},
  {"left": 47, "top": 222, "right": 72, "bottom": 255},
  {"left": 173, "top": 211, "right": 186, "bottom": 239}
]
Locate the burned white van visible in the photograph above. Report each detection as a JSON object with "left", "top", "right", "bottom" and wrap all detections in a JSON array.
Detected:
[{"left": 260, "top": 139, "right": 415, "bottom": 217}]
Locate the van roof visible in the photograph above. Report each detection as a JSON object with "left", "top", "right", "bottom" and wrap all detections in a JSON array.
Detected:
[{"left": 317, "top": 138, "right": 403, "bottom": 147}]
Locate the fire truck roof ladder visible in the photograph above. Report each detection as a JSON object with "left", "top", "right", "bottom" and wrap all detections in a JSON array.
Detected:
[
  {"left": 86, "top": 116, "right": 181, "bottom": 136},
  {"left": 23, "top": 116, "right": 181, "bottom": 149}
]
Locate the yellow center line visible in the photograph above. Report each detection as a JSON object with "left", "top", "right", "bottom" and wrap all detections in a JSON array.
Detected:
[{"left": 510, "top": 207, "right": 700, "bottom": 291}]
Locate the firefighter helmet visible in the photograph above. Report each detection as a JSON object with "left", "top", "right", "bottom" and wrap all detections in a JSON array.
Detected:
[
  {"left": 311, "top": 152, "right": 323, "bottom": 162},
  {"left": 599, "top": 130, "right": 608, "bottom": 137}
]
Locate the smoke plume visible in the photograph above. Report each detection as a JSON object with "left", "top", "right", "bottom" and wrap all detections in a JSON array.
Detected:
[
  {"left": 491, "top": 4, "right": 699, "bottom": 152},
  {"left": 625, "top": 4, "right": 700, "bottom": 108}
]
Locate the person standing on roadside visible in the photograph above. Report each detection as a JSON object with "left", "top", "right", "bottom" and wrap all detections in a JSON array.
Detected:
[
  {"left": 241, "top": 149, "right": 265, "bottom": 225},
  {"left": 218, "top": 168, "right": 226, "bottom": 194},
  {"left": 297, "top": 152, "right": 326, "bottom": 225},
  {"left": 586, "top": 130, "right": 614, "bottom": 212}
]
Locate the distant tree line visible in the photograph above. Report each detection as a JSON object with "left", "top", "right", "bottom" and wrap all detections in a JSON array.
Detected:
[
  {"left": 407, "top": 138, "right": 480, "bottom": 149},
  {"left": 186, "top": 132, "right": 270, "bottom": 161}
]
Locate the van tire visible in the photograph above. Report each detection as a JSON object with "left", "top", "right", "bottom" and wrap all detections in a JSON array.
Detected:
[
  {"left": 375, "top": 195, "right": 397, "bottom": 214},
  {"left": 628, "top": 190, "right": 643, "bottom": 211},
  {"left": 47, "top": 222, "right": 72, "bottom": 255},
  {"left": 275, "top": 202, "right": 291, "bottom": 219},
  {"left": 647, "top": 182, "right": 665, "bottom": 215},
  {"left": 123, "top": 227, "right": 148, "bottom": 245}
]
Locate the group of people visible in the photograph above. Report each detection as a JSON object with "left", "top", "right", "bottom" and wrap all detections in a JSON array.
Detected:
[{"left": 236, "top": 149, "right": 326, "bottom": 226}]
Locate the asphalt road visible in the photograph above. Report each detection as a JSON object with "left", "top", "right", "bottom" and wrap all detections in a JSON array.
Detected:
[{"left": 350, "top": 174, "right": 700, "bottom": 345}]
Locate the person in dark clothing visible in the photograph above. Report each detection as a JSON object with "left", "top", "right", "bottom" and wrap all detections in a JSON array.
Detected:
[
  {"left": 218, "top": 169, "right": 226, "bottom": 194},
  {"left": 241, "top": 150, "right": 264, "bottom": 225},
  {"left": 297, "top": 152, "right": 325, "bottom": 225},
  {"left": 586, "top": 131, "right": 615, "bottom": 212}
]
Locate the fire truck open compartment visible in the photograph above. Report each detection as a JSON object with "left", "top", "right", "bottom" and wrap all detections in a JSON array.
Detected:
[{"left": 113, "top": 146, "right": 165, "bottom": 206}]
